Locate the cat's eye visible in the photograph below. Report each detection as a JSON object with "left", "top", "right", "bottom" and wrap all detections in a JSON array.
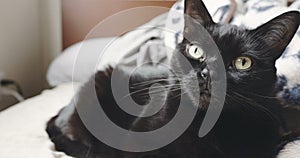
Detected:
[
  {"left": 187, "top": 44, "right": 205, "bottom": 60},
  {"left": 234, "top": 56, "right": 253, "bottom": 71}
]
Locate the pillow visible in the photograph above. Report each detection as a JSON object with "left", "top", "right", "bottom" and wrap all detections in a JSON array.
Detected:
[
  {"left": 47, "top": 12, "right": 169, "bottom": 87},
  {"left": 47, "top": 37, "right": 114, "bottom": 86},
  {"left": 47, "top": 0, "right": 232, "bottom": 87}
]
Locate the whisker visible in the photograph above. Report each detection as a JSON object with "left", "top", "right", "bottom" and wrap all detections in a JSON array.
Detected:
[
  {"left": 230, "top": 92, "right": 278, "bottom": 122},
  {"left": 123, "top": 84, "right": 184, "bottom": 99},
  {"left": 248, "top": 92, "right": 278, "bottom": 99},
  {"left": 132, "top": 78, "right": 179, "bottom": 86},
  {"left": 132, "top": 86, "right": 181, "bottom": 97},
  {"left": 229, "top": 86, "right": 278, "bottom": 99},
  {"left": 130, "top": 83, "right": 182, "bottom": 89},
  {"left": 169, "top": 89, "right": 187, "bottom": 100},
  {"left": 85, "top": 144, "right": 92, "bottom": 158}
]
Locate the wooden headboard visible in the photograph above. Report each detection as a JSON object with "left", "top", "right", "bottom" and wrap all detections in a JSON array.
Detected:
[{"left": 62, "top": 0, "right": 175, "bottom": 49}]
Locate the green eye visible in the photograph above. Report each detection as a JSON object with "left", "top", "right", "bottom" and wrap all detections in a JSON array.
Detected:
[
  {"left": 234, "top": 56, "right": 253, "bottom": 70},
  {"left": 187, "top": 44, "right": 204, "bottom": 60}
]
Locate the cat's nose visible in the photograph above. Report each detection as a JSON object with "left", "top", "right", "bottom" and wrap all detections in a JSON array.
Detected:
[
  {"left": 201, "top": 68, "right": 209, "bottom": 79},
  {"left": 198, "top": 67, "right": 210, "bottom": 92}
]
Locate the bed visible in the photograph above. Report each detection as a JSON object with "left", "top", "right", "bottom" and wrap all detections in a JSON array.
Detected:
[
  {"left": 0, "top": 83, "right": 78, "bottom": 158},
  {"left": 1, "top": 0, "right": 300, "bottom": 157}
]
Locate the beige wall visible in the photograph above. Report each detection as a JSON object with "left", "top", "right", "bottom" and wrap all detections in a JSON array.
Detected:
[
  {"left": 40, "top": 0, "right": 62, "bottom": 87},
  {"left": 0, "top": 0, "right": 172, "bottom": 107},
  {"left": 0, "top": 0, "right": 62, "bottom": 105},
  {"left": 62, "top": 0, "right": 175, "bottom": 49},
  {"left": 0, "top": 0, "right": 43, "bottom": 99}
]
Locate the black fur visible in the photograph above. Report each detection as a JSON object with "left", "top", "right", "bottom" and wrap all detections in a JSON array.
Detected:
[{"left": 47, "top": 0, "right": 300, "bottom": 157}]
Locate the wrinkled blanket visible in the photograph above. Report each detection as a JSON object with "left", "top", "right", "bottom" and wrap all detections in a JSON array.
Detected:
[
  {"left": 91, "top": 0, "right": 300, "bottom": 157},
  {"left": 95, "top": 0, "right": 300, "bottom": 107}
]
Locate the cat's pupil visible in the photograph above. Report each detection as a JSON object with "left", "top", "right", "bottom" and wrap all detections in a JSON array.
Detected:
[{"left": 242, "top": 59, "right": 246, "bottom": 66}]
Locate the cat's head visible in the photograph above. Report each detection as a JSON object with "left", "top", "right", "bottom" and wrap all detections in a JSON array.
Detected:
[{"left": 173, "top": 0, "right": 300, "bottom": 108}]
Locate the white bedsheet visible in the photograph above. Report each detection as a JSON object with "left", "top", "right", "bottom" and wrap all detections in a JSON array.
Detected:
[
  {"left": 0, "top": 83, "right": 299, "bottom": 157},
  {"left": 0, "top": 83, "right": 79, "bottom": 158}
]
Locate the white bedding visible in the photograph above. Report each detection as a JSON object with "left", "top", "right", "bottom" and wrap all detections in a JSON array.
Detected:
[
  {"left": 0, "top": 83, "right": 299, "bottom": 158},
  {"left": 0, "top": 83, "right": 79, "bottom": 158}
]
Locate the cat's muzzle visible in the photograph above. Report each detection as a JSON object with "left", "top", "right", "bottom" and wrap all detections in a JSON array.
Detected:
[{"left": 198, "top": 63, "right": 210, "bottom": 95}]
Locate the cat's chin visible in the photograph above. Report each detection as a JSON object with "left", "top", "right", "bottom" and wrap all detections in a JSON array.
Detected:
[
  {"left": 179, "top": 79, "right": 211, "bottom": 109},
  {"left": 198, "top": 92, "right": 211, "bottom": 109}
]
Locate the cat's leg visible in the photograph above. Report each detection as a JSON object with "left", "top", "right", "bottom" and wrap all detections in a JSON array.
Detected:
[
  {"left": 46, "top": 106, "right": 92, "bottom": 158},
  {"left": 47, "top": 65, "right": 175, "bottom": 157},
  {"left": 277, "top": 136, "right": 300, "bottom": 157},
  {"left": 275, "top": 105, "right": 300, "bottom": 156},
  {"left": 276, "top": 129, "right": 300, "bottom": 156},
  {"left": 46, "top": 67, "right": 122, "bottom": 158}
]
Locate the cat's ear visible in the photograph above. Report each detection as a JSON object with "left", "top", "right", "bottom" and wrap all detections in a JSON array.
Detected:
[
  {"left": 184, "top": 0, "right": 214, "bottom": 32},
  {"left": 251, "top": 11, "right": 300, "bottom": 59}
]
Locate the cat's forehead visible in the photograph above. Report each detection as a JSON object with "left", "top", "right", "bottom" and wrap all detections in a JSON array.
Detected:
[
  {"left": 208, "top": 24, "right": 247, "bottom": 42},
  {"left": 205, "top": 24, "right": 250, "bottom": 59}
]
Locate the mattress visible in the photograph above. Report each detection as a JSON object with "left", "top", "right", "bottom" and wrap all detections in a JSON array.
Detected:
[
  {"left": 0, "top": 83, "right": 79, "bottom": 158},
  {"left": 0, "top": 83, "right": 300, "bottom": 157}
]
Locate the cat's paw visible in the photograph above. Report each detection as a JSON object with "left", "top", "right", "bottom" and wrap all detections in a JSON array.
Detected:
[{"left": 46, "top": 115, "right": 90, "bottom": 158}]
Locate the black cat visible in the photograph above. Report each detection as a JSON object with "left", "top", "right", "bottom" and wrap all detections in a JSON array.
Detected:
[{"left": 46, "top": 0, "right": 300, "bottom": 157}]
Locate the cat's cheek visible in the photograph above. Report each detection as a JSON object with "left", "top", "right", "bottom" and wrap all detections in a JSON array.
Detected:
[{"left": 226, "top": 72, "right": 239, "bottom": 83}]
